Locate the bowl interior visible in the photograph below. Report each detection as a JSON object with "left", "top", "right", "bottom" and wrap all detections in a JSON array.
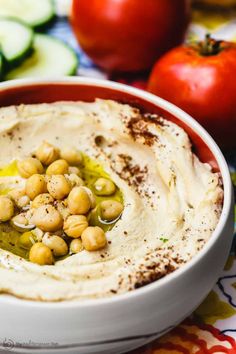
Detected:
[{"left": 0, "top": 81, "right": 219, "bottom": 172}]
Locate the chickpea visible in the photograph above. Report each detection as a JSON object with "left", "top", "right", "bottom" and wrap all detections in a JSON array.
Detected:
[
  {"left": 17, "top": 158, "right": 44, "bottom": 178},
  {"left": 46, "top": 159, "right": 69, "bottom": 175},
  {"left": 24, "top": 208, "right": 34, "bottom": 224},
  {"left": 66, "top": 173, "right": 84, "bottom": 187},
  {"left": 94, "top": 178, "right": 116, "bottom": 196},
  {"left": 54, "top": 200, "right": 70, "bottom": 220},
  {"left": 17, "top": 195, "right": 30, "bottom": 209},
  {"left": 82, "top": 187, "right": 96, "bottom": 208},
  {"left": 11, "top": 213, "right": 34, "bottom": 232},
  {"left": 0, "top": 196, "right": 14, "bottom": 222},
  {"left": 81, "top": 226, "right": 107, "bottom": 251},
  {"left": 64, "top": 215, "right": 88, "bottom": 238},
  {"left": 35, "top": 141, "right": 60, "bottom": 166},
  {"left": 68, "top": 186, "right": 91, "bottom": 215},
  {"left": 19, "top": 231, "right": 35, "bottom": 249},
  {"left": 26, "top": 174, "right": 47, "bottom": 200},
  {"left": 8, "top": 188, "right": 30, "bottom": 208},
  {"left": 100, "top": 200, "right": 124, "bottom": 221},
  {"left": 42, "top": 234, "right": 68, "bottom": 257},
  {"left": 60, "top": 147, "right": 83, "bottom": 166},
  {"left": 32, "top": 205, "right": 63, "bottom": 232},
  {"left": 12, "top": 213, "right": 28, "bottom": 227},
  {"left": 68, "top": 166, "right": 82, "bottom": 177},
  {"left": 47, "top": 175, "right": 71, "bottom": 200},
  {"left": 70, "top": 239, "right": 83, "bottom": 254},
  {"left": 31, "top": 193, "right": 54, "bottom": 209},
  {"left": 29, "top": 242, "right": 54, "bottom": 265},
  {"left": 31, "top": 227, "right": 44, "bottom": 242},
  {"left": 8, "top": 188, "right": 25, "bottom": 202},
  {"left": 88, "top": 206, "right": 101, "bottom": 227}
]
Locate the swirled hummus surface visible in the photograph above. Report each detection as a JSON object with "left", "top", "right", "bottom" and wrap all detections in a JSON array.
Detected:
[{"left": 0, "top": 99, "right": 223, "bottom": 301}]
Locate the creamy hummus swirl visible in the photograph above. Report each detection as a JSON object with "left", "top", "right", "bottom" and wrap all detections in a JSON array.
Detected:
[{"left": 0, "top": 100, "right": 223, "bottom": 301}]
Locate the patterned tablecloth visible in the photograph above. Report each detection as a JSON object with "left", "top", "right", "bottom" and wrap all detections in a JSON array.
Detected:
[{"left": 49, "top": 2, "right": 236, "bottom": 353}]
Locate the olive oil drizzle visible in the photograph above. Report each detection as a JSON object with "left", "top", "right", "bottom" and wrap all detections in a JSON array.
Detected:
[{"left": 0, "top": 154, "right": 123, "bottom": 260}]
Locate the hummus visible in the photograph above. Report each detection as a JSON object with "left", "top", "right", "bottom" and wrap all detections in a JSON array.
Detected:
[{"left": 0, "top": 99, "right": 223, "bottom": 301}]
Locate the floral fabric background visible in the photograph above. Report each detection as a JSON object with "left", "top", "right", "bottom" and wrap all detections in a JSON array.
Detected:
[{"left": 45, "top": 1, "right": 236, "bottom": 352}]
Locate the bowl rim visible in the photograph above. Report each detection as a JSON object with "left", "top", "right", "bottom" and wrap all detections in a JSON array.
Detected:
[{"left": 0, "top": 77, "right": 233, "bottom": 308}]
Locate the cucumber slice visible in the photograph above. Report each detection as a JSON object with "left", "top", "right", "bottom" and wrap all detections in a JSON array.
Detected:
[
  {"left": 0, "top": 54, "right": 3, "bottom": 80},
  {"left": 0, "top": 0, "right": 55, "bottom": 28},
  {"left": 6, "top": 34, "right": 78, "bottom": 80},
  {"left": 0, "top": 18, "right": 33, "bottom": 66}
]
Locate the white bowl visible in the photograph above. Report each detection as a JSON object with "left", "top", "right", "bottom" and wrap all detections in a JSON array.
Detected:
[{"left": 0, "top": 78, "right": 234, "bottom": 354}]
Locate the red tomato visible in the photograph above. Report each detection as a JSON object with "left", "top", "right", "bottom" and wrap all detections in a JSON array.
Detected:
[
  {"left": 148, "top": 36, "right": 236, "bottom": 150},
  {"left": 71, "top": 0, "right": 190, "bottom": 72}
]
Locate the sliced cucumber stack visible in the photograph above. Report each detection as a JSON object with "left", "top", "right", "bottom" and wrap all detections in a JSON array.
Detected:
[
  {"left": 0, "top": 0, "right": 55, "bottom": 28},
  {"left": 6, "top": 34, "right": 78, "bottom": 79},
  {"left": 0, "top": 18, "right": 33, "bottom": 67}
]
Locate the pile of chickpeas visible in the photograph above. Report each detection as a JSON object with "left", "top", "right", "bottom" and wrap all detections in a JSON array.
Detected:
[{"left": 0, "top": 142, "right": 123, "bottom": 266}]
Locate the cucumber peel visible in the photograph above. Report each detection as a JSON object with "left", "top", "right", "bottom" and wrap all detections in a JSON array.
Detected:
[
  {"left": 0, "top": 54, "right": 3, "bottom": 80},
  {"left": 0, "top": 0, "right": 55, "bottom": 28},
  {"left": 0, "top": 18, "right": 33, "bottom": 68},
  {"left": 6, "top": 34, "right": 78, "bottom": 79}
]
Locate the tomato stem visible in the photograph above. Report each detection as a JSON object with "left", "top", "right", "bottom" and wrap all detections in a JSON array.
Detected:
[{"left": 199, "top": 34, "right": 223, "bottom": 56}]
